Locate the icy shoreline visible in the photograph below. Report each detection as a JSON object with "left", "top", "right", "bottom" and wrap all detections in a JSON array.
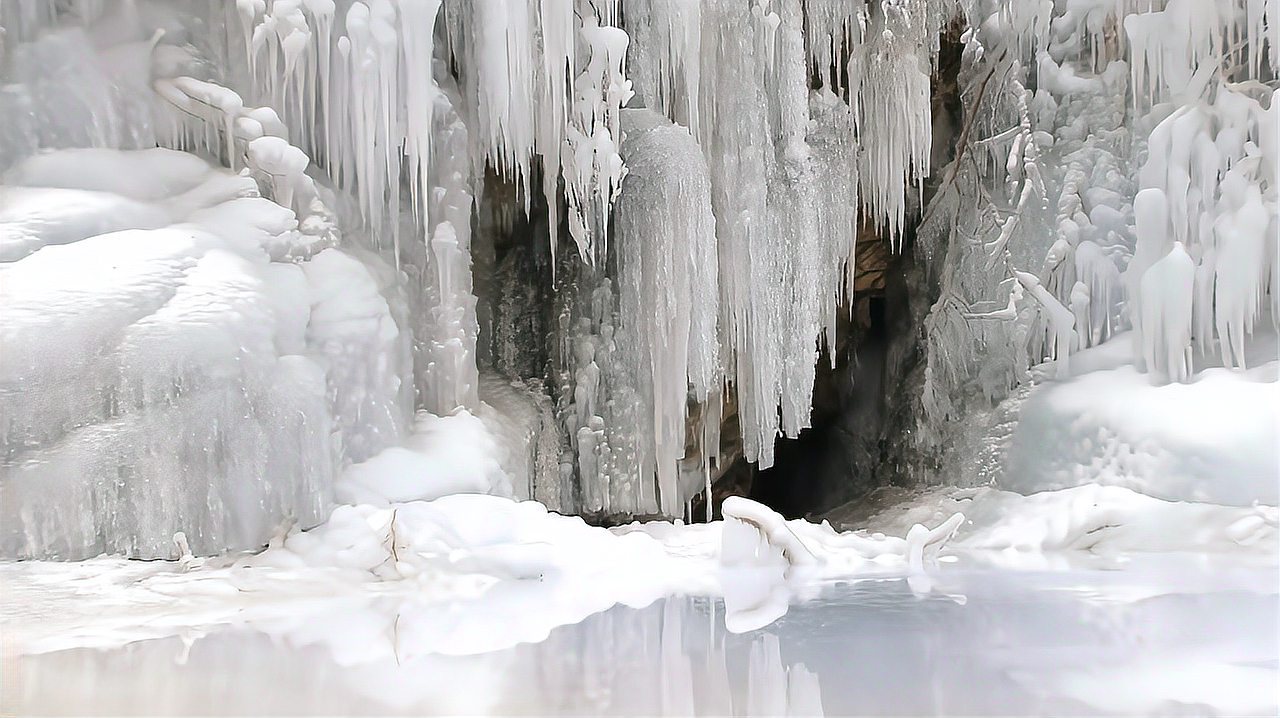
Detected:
[{"left": 4, "top": 478, "right": 1273, "bottom": 657}]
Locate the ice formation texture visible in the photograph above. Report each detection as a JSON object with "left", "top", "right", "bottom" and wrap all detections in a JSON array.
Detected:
[
  {"left": 919, "top": 0, "right": 1279, "bottom": 506},
  {"left": 0, "top": 148, "right": 409, "bottom": 559},
  {"left": 215, "top": 0, "right": 962, "bottom": 510}
]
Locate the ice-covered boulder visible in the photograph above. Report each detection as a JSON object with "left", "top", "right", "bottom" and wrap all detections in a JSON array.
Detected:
[{"left": 0, "top": 149, "right": 410, "bottom": 559}]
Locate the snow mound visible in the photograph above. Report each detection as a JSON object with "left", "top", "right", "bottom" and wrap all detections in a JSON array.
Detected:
[
  {"left": 956, "top": 484, "right": 1278, "bottom": 554},
  {"left": 1007, "top": 330, "right": 1279, "bottom": 506},
  {"left": 851, "top": 484, "right": 1277, "bottom": 557},
  {"left": 335, "top": 410, "right": 511, "bottom": 506}
]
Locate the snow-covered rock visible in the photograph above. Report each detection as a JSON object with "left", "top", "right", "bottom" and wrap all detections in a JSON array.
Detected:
[{"left": 0, "top": 148, "right": 410, "bottom": 560}]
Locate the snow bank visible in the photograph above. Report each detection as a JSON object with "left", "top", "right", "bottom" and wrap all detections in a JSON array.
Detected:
[
  {"left": 4, "top": 480, "right": 969, "bottom": 656},
  {"left": 852, "top": 484, "right": 1277, "bottom": 558},
  {"left": 0, "top": 186, "right": 170, "bottom": 262},
  {"left": 5, "top": 494, "right": 697, "bottom": 658},
  {"left": 4, "top": 436, "right": 1272, "bottom": 660},
  {"left": 1007, "top": 330, "right": 1279, "bottom": 506},
  {"left": 956, "top": 484, "right": 1277, "bottom": 554},
  {"left": 335, "top": 410, "right": 510, "bottom": 506},
  {"left": 5, "top": 146, "right": 213, "bottom": 200}
]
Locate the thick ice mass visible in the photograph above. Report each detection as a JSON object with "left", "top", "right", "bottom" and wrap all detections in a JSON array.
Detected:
[{"left": 0, "top": 148, "right": 410, "bottom": 559}]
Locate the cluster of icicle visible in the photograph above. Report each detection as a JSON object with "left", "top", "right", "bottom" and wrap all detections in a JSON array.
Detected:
[
  {"left": 1131, "top": 85, "right": 1278, "bottom": 382},
  {"left": 1124, "top": 0, "right": 1278, "bottom": 383},
  {"left": 211, "top": 0, "right": 955, "bottom": 515},
  {"left": 227, "top": 0, "right": 634, "bottom": 270},
  {"left": 213, "top": 0, "right": 959, "bottom": 514},
  {"left": 926, "top": 0, "right": 1277, "bottom": 421},
  {"left": 220, "top": 0, "right": 643, "bottom": 415},
  {"left": 224, "top": 0, "right": 545, "bottom": 414},
  {"left": 540, "top": 0, "right": 952, "bottom": 516},
  {"left": 615, "top": 0, "right": 951, "bottom": 481},
  {"left": 567, "top": 109, "right": 719, "bottom": 518},
  {"left": 439, "top": 0, "right": 632, "bottom": 266}
]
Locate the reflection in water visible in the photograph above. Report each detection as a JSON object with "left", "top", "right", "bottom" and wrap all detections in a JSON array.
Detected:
[
  {"left": 10, "top": 595, "right": 821, "bottom": 716},
  {"left": 8, "top": 557, "right": 1278, "bottom": 716}
]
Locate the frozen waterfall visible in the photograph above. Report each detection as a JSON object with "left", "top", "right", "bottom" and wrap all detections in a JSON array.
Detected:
[{"left": 1, "top": 0, "right": 1277, "bottom": 558}]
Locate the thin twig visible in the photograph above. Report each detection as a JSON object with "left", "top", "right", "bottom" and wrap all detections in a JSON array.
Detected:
[{"left": 918, "top": 49, "right": 1010, "bottom": 230}]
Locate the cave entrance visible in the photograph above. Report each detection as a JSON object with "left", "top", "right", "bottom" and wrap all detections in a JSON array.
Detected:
[
  {"left": 736, "top": 25, "right": 963, "bottom": 521},
  {"left": 750, "top": 295, "right": 890, "bottom": 519},
  {"left": 745, "top": 220, "right": 914, "bottom": 520}
]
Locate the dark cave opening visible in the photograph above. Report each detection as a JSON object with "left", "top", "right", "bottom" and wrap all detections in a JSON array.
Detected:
[
  {"left": 735, "top": 24, "right": 966, "bottom": 521},
  {"left": 749, "top": 294, "right": 892, "bottom": 519}
]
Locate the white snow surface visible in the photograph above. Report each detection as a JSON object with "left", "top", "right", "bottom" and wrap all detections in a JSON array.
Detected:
[
  {"left": 335, "top": 409, "right": 512, "bottom": 506},
  {"left": 1007, "top": 329, "right": 1279, "bottom": 506}
]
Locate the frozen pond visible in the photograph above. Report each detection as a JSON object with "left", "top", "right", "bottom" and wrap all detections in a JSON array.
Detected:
[{"left": 6, "top": 553, "right": 1275, "bottom": 716}]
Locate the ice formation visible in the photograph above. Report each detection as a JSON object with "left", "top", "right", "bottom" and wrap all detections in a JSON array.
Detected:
[
  {"left": 610, "top": 109, "right": 718, "bottom": 516},
  {"left": 0, "top": 148, "right": 408, "bottom": 559},
  {"left": 919, "top": 0, "right": 1278, "bottom": 511},
  {"left": 1, "top": 0, "right": 1277, "bottom": 556},
  {"left": 1134, "top": 84, "right": 1278, "bottom": 378}
]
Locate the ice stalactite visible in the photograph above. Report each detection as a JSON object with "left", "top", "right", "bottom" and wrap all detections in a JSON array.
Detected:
[
  {"left": 194, "top": 0, "right": 961, "bottom": 513},
  {"left": 622, "top": 0, "right": 702, "bottom": 135},
  {"left": 443, "top": 0, "right": 538, "bottom": 207},
  {"left": 1123, "top": 0, "right": 1279, "bottom": 110},
  {"left": 222, "top": 0, "right": 490, "bottom": 413},
  {"left": 443, "top": 0, "right": 631, "bottom": 265},
  {"left": 562, "top": 13, "right": 632, "bottom": 263},
  {"left": 844, "top": 0, "right": 945, "bottom": 246},
  {"left": 1121, "top": 0, "right": 1278, "bottom": 380},
  {"left": 612, "top": 109, "right": 719, "bottom": 517},
  {"left": 802, "top": 0, "right": 858, "bottom": 93},
  {"left": 802, "top": 0, "right": 953, "bottom": 245},
  {"left": 613, "top": 0, "right": 951, "bottom": 484},
  {"left": 223, "top": 0, "right": 642, "bottom": 401},
  {"left": 697, "top": 0, "right": 824, "bottom": 470}
]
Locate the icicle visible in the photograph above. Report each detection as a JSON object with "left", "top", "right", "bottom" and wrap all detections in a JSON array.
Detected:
[
  {"left": 537, "top": 0, "right": 574, "bottom": 270},
  {"left": 612, "top": 109, "right": 719, "bottom": 516},
  {"left": 844, "top": 0, "right": 940, "bottom": 246},
  {"left": 1016, "top": 270, "right": 1075, "bottom": 379},
  {"left": 1139, "top": 243, "right": 1197, "bottom": 383},
  {"left": 622, "top": 0, "right": 702, "bottom": 135},
  {"left": 399, "top": 0, "right": 442, "bottom": 230}
]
